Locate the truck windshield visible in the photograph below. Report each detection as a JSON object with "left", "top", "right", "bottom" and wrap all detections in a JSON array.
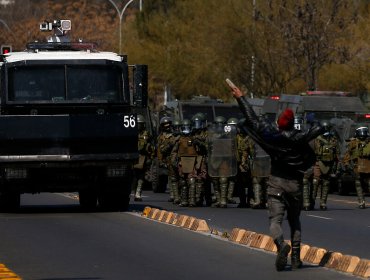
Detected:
[{"left": 7, "top": 64, "right": 125, "bottom": 103}]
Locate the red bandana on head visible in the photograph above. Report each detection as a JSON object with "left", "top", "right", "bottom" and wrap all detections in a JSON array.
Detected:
[{"left": 277, "top": 108, "right": 294, "bottom": 130}]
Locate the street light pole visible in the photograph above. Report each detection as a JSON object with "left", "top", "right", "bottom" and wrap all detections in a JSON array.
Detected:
[
  {"left": 107, "top": 0, "right": 142, "bottom": 54},
  {"left": 250, "top": 0, "right": 256, "bottom": 99},
  {"left": 0, "top": 19, "right": 11, "bottom": 33}
]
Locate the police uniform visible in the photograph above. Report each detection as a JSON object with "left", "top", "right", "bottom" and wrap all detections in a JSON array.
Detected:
[
  {"left": 235, "top": 125, "right": 255, "bottom": 207},
  {"left": 311, "top": 132, "right": 339, "bottom": 210},
  {"left": 133, "top": 115, "right": 155, "bottom": 201},
  {"left": 190, "top": 128, "right": 209, "bottom": 206},
  {"left": 208, "top": 116, "right": 238, "bottom": 208},
  {"left": 176, "top": 119, "right": 197, "bottom": 206},
  {"left": 157, "top": 117, "right": 179, "bottom": 202},
  {"left": 342, "top": 126, "right": 368, "bottom": 209}
]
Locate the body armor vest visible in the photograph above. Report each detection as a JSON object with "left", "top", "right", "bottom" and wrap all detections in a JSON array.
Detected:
[
  {"left": 315, "top": 136, "right": 336, "bottom": 162},
  {"left": 178, "top": 136, "right": 197, "bottom": 157},
  {"left": 138, "top": 130, "right": 149, "bottom": 153}
]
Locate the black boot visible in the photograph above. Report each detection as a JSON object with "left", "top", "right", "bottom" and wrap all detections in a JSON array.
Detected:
[
  {"left": 274, "top": 238, "right": 291, "bottom": 271},
  {"left": 291, "top": 246, "right": 303, "bottom": 269}
]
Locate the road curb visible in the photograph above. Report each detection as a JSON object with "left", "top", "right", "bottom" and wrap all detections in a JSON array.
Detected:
[{"left": 141, "top": 207, "right": 368, "bottom": 278}]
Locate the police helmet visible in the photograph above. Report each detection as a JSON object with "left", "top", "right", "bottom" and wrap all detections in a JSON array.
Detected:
[
  {"left": 159, "top": 116, "right": 172, "bottom": 131},
  {"left": 227, "top": 118, "right": 238, "bottom": 126},
  {"left": 181, "top": 119, "right": 192, "bottom": 135},
  {"left": 160, "top": 116, "right": 172, "bottom": 125},
  {"left": 355, "top": 126, "right": 369, "bottom": 139},
  {"left": 172, "top": 118, "right": 181, "bottom": 127},
  {"left": 192, "top": 113, "right": 206, "bottom": 130},
  {"left": 320, "top": 120, "right": 331, "bottom": 136},
  {"left": 214, "top": 116, "right": 226, "bottom": 124},
  {"left": 137, "top": 114, "right": 145, "bottom": 123},
  {"left": 172, "top": 118, "right": 181, "bottom": 133}
]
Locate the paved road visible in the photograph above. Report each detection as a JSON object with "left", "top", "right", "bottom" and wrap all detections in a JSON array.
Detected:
[{"left": 0, "top": 193, "right": 366, "bottom": 279}]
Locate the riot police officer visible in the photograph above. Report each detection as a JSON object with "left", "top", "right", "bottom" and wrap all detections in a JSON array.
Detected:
[
  {"left": 133, "top": 114, "right": 154, "bottom": 201},
  {"left": 310, "top": 121, "right": 339, "bottom": 210},
  {"left": 250, "top": 143, "right": 269, "bottom": 209},
  {"left": 168, "top": 118, "right": 182, "bottom": 203},
  {"left": 208, "top": 116, "right": 226, "bottom": 207},
  {"left": 157, "top": 116, "right": 179, "bottom": 201},
  {"left": 190, "top": 113, "right": 210, "bottom": 206},
  {"left": 342, "top": 126, "right": 368, "bottom": 209},
  {"left": 208, "top": 116, "right": 238, "bottom": 208},
  {"left": 225, "top": 117, "right": 239, "bottom": 204},
  {"left": 172, "top": 118, "right": 182, "bottom": 136},
  {"left": 177, "top": 119, "right": 197, "bottom": 206},
  {"left": 235, "top": 118, "right": 255, "bottom": 208}
]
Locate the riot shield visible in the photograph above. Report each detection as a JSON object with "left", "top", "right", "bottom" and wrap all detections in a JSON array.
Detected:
[
  {"left": 329, "top": 117, "right": 355, "bottom": 158},
  {"left": 251, "top": 144, "right": 271, "bottom": 177},
  {"left": 207, "top": 124, "right": 238, "bottom": 177}
]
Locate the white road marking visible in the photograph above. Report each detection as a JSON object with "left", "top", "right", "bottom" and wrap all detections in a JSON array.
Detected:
[{"left": 306, "top": 214, "right": 333, "bottom": 220}]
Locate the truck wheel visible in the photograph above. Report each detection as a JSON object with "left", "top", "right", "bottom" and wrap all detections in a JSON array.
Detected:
[
  {"left": 79, "top": 190, "right": 98, "bottom": 211},
  {"left": 98, "top": 191, "right": 129, "bottom": 211},
  {"left": 0, "top": 191, "right": 21, "bottom": 212}
]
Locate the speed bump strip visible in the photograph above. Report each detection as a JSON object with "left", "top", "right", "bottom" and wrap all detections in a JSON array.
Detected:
[
  {"left": 183, "top": 216, "right": 196, "bottom": 229},
  {"left": 250, "top": 234, "right": 269, "bottom": 249},
  {"left": 142, "top": 206, "right": 151, "bottom": 217},
  {"left": 189, "top": 219, "right": 210, "bottom": 232},
  {"left": 174, "top": 215, "right": 189, "bottom": 227},
  {"left": 319, "top": 251, "right": 343, "bottom": 269},
  {"left": 239, "top": 231, "right": 256, "bottom": 246},
  {"left": 303, "top": 247, "right": 327, "bottom": 264},
  {"left": 263, "top": 236, "right": 277, "bottom": 252},
  {"left": 352, "top": 259, "right": 370, "bottom": 278},
  {"left": 153, "top": 209, "right": 162, "bottom": 220},
  {"left": 300, "top": 244, "right": 310, "bottom": 260},
  {"left": 228, "top": 228, "right": 247, "bottom": 243},
  {"left": 142, "top": 207, "right": 210, "bottom": 233},
  {"left": 160, "top": 211, "right": 170, "bottom": 223},
  {"left": 337, "top": 255, "right": 361, "bottom": 273},
  {"left": 167, "top": 212, "right": 177, "bottom": 224},
  {"left": 157, "top": 210, "right": 167, "bottom": 222},
  {"left": 147, "top": 208, "right": 159, "bottom": 219}
]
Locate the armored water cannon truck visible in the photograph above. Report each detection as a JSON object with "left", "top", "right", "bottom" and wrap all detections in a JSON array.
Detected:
[{"left": 0, "top": 20, "right": 148, "bottom": 211}]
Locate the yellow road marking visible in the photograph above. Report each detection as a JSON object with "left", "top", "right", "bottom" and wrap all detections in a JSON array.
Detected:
[{"left": 0, "top": 264, "right": 21, "bottom": 279}]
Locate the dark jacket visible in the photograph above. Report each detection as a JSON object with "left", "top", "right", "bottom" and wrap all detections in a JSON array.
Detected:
[{"left": 236, "top": 96, "right": 323, "bottom": 181}]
